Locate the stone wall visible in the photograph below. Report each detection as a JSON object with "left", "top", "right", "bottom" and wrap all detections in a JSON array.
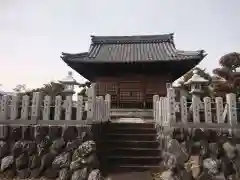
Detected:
[
  {"left": 156, "top": 128, "right": 240, "bottom": 180},
  {"left": 0, "top": 124, "right": 103, "bottom": 180}
]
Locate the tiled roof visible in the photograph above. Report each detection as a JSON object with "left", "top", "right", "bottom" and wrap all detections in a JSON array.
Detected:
[{"left": 61, "top": 34, "right": 206, "bottom": 63}]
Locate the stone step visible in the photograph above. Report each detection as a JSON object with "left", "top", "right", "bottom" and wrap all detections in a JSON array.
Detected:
[
  {"left": 110, "top": 165, "right": 162, "bottom": 172},
  {"left": 106, "top": 127, "right": 157, "bottom": 134},
  {"left": 107, "top": 122, "right": 155, "bottom": 129},
  {"left": 107, "top": 147, "right": 161, "bottom": 156},
  {"left": 106, "top": 133, "right": 157, "bottom": 141},
  {"left": 98, "top": 122, "right": 161, "bottom": 174},
  {"left": 107, "top": 155, "right": 162, "bottom": 165},
  {"left": 105, "top": 140, "right": 159, "bottom": 149}
]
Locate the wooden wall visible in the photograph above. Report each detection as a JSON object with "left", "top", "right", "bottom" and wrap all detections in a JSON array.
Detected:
[{"left": 95, "top": 74, "right": 171, "bottom": 108}]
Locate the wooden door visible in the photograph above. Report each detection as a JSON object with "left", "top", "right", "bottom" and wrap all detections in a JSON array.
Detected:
[{"left": 119, "top": 81, "right": 144, "bottom": 108}]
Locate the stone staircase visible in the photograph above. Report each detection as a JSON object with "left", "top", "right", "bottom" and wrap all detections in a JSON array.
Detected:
[{"left": 99, "top": 121, "right": 162, "bottom": 174}]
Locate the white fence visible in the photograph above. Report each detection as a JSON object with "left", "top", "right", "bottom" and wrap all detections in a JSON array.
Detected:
[
  {"left": 0, "top": 84, "right": 111, "bottom": 126},
  {"left": 153, "top": 87, "right": 240, "bottom": 130}
]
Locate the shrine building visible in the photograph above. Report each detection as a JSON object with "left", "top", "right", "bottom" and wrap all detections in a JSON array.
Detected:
[{"left": 61, "top": 34, "right": 206, "bottom": 109}]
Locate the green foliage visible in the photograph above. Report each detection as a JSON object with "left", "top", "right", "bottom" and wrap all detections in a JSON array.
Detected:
[
  {"left": 78, "top": 81, "right": 91, "bottom": 97},
  {"left": 19, "top": 82, "right": 65, "bottom": 100},
  {"left": 213, "top": 52, "right": 240, "bottom": 97}
]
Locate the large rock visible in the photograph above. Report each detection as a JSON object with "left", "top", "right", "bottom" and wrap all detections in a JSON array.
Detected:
[
  {"left": 203, "top": 158, "right": 220, "bottom": 176},
  {"left": 71, "top": 167, "right": 88, "bottom": 180},
  {"left": 88, "top": 169, "right": 102, "bottom": 180},
  {"left": 49, "top": 126, "right": 62, "bottom": 140},
  {"left": 9, "top": 126, "right": 22, "bottom": 141},
  {"left": 1, "top": 155, "right": 14, "bottom": 172},
  {"left": 63, "top": 126, "right": 78, "bottom": 141},
  {"left": 223, "top": 141, "right": 237, "bottom": 160},
  {"left": 70, "top": 157, "right": 86, "bottom": 171},
  {"left": 15, "top": 153, "right": 29, "bottom": 170},
  {"left": 35, "top": 125, "right": 49, "bottom": 143},
  {"left": 58, "top": 168, "right": 71, "bottom": 180},
  {"left": 166, "top": 139, "right": 188, "bottom": 165},
  {"left": 0, "top": 141, "right": 8, "bottom": 158},
  {"left": 53, "top": 152, "right": 71, "bottom": 169}
]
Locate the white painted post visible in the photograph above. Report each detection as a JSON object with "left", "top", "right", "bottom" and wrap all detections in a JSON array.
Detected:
[
  {"left": 180, "top": 96, "right": 188, "bottom": 124},
  {"left": 203, "top": 97, "right": 212, "bottom": 123},
  {"left": 215, "top": 97, "right": 224, "bottom": 124},
  {"left": 95, "top": 97, "right": 101, "bottom": 122},
  {"left": 54, "top": 95, "right": 62, "bottom": 120},
  {"left": 87, "top": 83, "right": 96, "bottom": 123},
  {"left": 0, "top": 95, "right": 9, "bottom": 121},
  {"left": 65, "top": 95, "right": 73, "bottom": 120},
  {"left": 76, "top": 95, "right": 83, "bottom": 120},
  {"left": 226, "top": 93, "right": 237, "bottom": 126},
  {"left": 192, "top": 96, "right": 201, "bottom": 123},
  {"left": 105, "top": 94, "right": 111, "bottom": 122},
  {"left": 10, "top": 95, "right": 19, "bottom": 120},
  {"left": 21, "top": 95, "right": 30, "bottom": 120},
  {"left": 153, "top": 95, "right": 159, "bottom": 123},
  {"left": 99, "top": 96, "right": 104, "bottom": 122},
  {"left": 167, "top": 87, "right": 176, "bottom": 126},
  {"left": 43, "top": 95, "right": 51, "bottom": 120},
  {"left": 161, "top": 97, "right": 168, "bottom": 126},
  {"left": 159, "top": 97, "right": 164, "bottom": 125},
  {"left": 31, "top": 92, "right": 42, "bottom": 121},
  {"left": 156, "top": 98, "right": 161, "bottom": 125}
]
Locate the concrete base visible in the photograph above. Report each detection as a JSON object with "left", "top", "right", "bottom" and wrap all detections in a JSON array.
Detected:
[
  {"left": 106, "top": 171, "right": 153, "bottom": 180},
  {"left": 111, "top": 109, "right": 153, "bottom": 118},
  {"left": 114, "top": 118, "right": 145, "bottom": 123}
]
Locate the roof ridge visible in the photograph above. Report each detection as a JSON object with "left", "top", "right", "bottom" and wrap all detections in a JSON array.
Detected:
[{"left": 91, "top": 33, "right": 174, "bottom": 44}]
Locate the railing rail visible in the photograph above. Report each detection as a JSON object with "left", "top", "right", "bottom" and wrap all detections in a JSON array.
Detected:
[
  {"left": 0, "top": 84, "right": 111, "bottom": 126},
  {"left": 153, "top": 87, "right": 240, "bottom": 131}
]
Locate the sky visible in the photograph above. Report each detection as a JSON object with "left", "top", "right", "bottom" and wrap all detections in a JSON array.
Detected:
[{"left": 0, "top": 0, "right": 240, "bottom": 92}]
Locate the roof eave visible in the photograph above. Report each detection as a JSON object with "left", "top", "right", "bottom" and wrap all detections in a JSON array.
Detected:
[{"left": 62, "top": 55, "right": 205, "bottom": 64}]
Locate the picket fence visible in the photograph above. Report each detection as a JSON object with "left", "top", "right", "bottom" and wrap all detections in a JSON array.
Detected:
[
  {"left": 153, "top": 87, "right": 240, "bottom": 130},
  {"left": 0, "top": 84, "right": 111, "bottom": 126}
]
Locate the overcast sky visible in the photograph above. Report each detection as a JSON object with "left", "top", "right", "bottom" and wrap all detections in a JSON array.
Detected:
[{"left": 0, "top": 0, "right": 240, "bottom": 92}]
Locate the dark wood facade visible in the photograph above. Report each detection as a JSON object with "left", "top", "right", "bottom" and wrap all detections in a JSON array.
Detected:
[{"left": 95, "top": 74, "right": 171, "bottom": 108}]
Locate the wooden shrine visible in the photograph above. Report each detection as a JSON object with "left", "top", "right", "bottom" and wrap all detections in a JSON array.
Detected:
[{"left": 61, "top": 34, "right": 206, "bottom": 109}]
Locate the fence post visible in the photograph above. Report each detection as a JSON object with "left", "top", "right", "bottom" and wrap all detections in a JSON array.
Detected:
[
  {"left": 0, "top": 95, "right": 9, "bottom": 121},
  {"left": 54, "top": 95, "right": 62, "bottom": 120},
  {"left": 76, "top": 95, "right": 83, "bottom": 120},
  {"left": 87, "top": 83, "right": 96, "bottom": 124},
  {"left": 180, "top": 96, "right": 188, "bottom": 124},
  {"left": 192, "top": 96, "right": 201, "bottom": 123},
  {"left": 99, "top": 96, "right": 104, "bottom": 123},
  {"left": 203, "top": 97, "right": 212, "bottom": 124},
  {"left": 43, "top": 95, "right": 51, "bottom": 120},
  {"left": 215, "top": 97, "right": 224, "bottom": 124},
  {"left": 105, "top": 94, "right": 111, "bottom": 122},
  {"left": 21, "top": 95, "right": 30, "bottom": 120},
  {"left": 226, "top": 93, "right": 237, "bottom": 126},
  {"left": 153, "top": 95, "right": 159, "bottom": 123},
  {"left": 31, "top": 92, "right": 42, "bottom": 122},
  {"left": 65, "top": 95, "right": 73, "bottom": 120},
  {"left": 166, "top": 87, "right": 176, "bottom": 126},
  {"left": 10, "top": 95, "right": 19, "bottom": 120},
  {"left": 156, "top": 98, "right": 161, "bottom": 126}
]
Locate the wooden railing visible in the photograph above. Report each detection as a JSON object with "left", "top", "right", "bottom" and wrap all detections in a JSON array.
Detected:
[
  {"left": 153, "top": 87, "right": 240, "bottom": 130},
  {"left": 0, "top": 85, "right": 111, "bottom": 126}
]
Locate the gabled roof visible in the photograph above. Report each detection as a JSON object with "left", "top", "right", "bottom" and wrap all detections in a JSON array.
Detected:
[{"left": 61, "top": 33, "right": 206, "bottom": 63}]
